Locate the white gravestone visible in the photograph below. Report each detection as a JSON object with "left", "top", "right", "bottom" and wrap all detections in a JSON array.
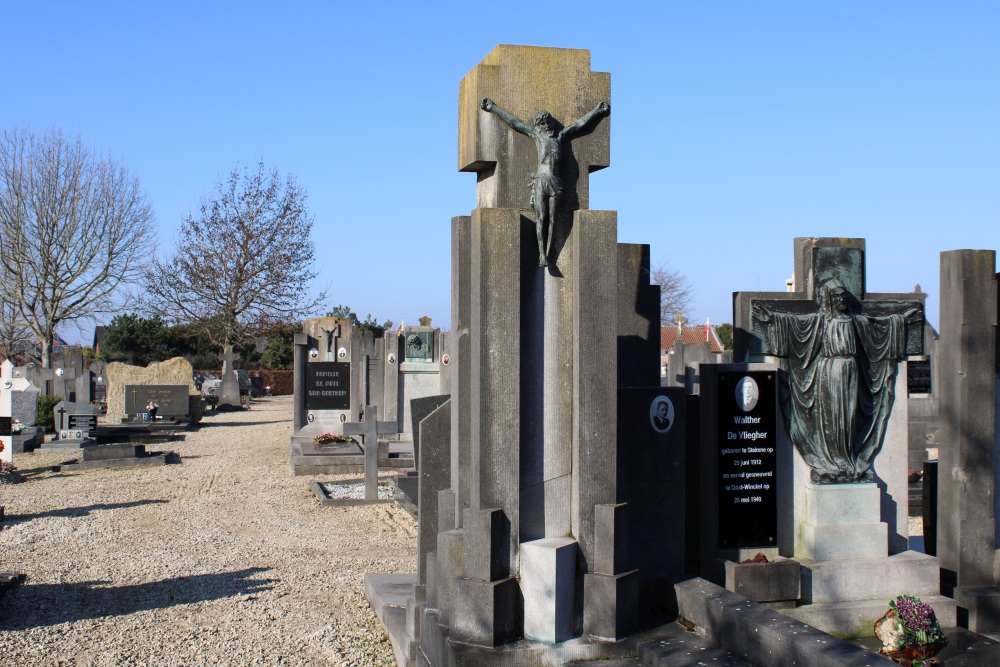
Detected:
[{"left": 1, "top": 359, "right": 32, "bottom": 464}]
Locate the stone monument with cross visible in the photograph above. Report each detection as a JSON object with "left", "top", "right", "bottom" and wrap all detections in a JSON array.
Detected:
[
  {"left": 217, "top": 345, "right": 242, "bottom": 408},
  {"left": 342, "top": 404, "right": 398, "bottom": 501},
  {"left": 0, "top": 359, "right": 31, "bottom": 464},
  {"left": 290, "top": 317, "right": 405, "bottom": 475},
  {"left": 731, "top": 238, "right": 953, "bottom": 636},
  {"left": 382, "top": 46, "right": 680, "bottom": 664}
]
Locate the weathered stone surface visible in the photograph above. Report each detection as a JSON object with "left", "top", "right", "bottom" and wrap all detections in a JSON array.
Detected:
[
  {"left": 724, "top": 559, "right": 800, "bottom": 603},
  {"left": 105, "top": 358, "right": 201, "bottom": 425},
  {"left": 417, "top": 399, "right": 451, "bottom": 587},
  {"left": 520, "top": 537, "right": 576, "bottom": 643},
  {"left": 937, "top": 250, "right": 998, "bottom": 589}
]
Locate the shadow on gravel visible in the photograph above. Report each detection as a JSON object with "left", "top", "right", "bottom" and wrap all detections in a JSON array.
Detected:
[
  {"left": 0, "top": 567, "right": 276, "bottom": 630},
  {"left": 3, "top": 500, "right": 170, "bottom": 524}
]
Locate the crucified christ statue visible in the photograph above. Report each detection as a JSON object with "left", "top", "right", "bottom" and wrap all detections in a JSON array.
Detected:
[{"left": 481, "top": 98, "right": 610, "bottom": 267}]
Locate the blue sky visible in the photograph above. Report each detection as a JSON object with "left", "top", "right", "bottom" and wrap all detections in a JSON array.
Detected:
[{"left": 3, "top": 2, "right": 997, "bottom": 343}]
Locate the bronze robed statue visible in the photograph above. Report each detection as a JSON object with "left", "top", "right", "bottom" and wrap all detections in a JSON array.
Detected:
[{"left": 752, "top": 279, "right": 921, "bottom": 484}]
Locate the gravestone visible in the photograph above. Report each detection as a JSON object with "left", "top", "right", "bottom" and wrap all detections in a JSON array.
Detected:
[
  {"left": 36, "top": 400, "right": 98, "bottom": 452},
  {"left": 16, "top": 364, "right": 77, "bottom": 402},
  {"left": 934, "top": 250, "right": 1000, "bottom": 631},
  {"left": 124, "top": 385, "right": 190, "bottom": 422},
  {"left": 731, "top": 238, "right": 952, "bottom": 637},
  {"left": 290, "top": 318, "right": 364, "bottom": 474},
  {"left": 0, "top": 359, "right": 32, "bottom": 464},
  {"left": 104, "top": 357, "right": 202, "bottom": 425},
  {"left": 218, "top": 345, "right": 242, "bottom": 408},
  {"left": 367, "top": 46, "right": 680, "bottom": 664}
]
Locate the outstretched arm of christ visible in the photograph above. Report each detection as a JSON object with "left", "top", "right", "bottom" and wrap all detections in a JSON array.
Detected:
[
  {"left": 481, "top": 98, "right": 534, "bottom": 137},
  {"left": 561, "top": 101, "right": 610, "bottom": 139}
]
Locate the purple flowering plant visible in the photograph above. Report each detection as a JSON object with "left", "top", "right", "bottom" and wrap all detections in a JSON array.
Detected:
[{"left": 885, "top": 594, "right": 945, "bottom": 648}]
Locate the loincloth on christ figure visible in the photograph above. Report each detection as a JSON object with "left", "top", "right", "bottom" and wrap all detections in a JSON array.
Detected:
[{"left": 529, "top": 172, "right": 563, "bottom": 209}]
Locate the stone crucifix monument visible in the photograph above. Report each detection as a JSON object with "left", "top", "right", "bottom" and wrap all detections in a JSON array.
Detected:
[{"left": 367, "top": 45, "right": 683, "bottom": 664}]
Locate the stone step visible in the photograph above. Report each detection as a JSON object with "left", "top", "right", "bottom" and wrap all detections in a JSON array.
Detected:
[
  {"left": 799, "top": 550, "right": 940, "bottom": 604},
  {"left": 783, "top": 595, "right": 957, "bottom": 638},
  {"left": 637, "top": 622, "right": 750, "bottom": 666}
]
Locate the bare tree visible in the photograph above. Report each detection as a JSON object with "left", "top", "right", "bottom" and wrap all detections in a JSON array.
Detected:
[
  {"left": 0, "top": 278, "right": 32, "bottom": 362},
  {"left": 0, "top": 128, "right": 155, "bottom": 367},
  {"left": 651, "top": 261, "right": 694, "bottom": 326},
  {"left": 144, "top": 162, "right": 325, "bottom": 349}
]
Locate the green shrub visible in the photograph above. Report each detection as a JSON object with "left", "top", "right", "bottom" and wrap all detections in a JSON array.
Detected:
[{"left": 36, "top": 395, "right": 62, "bottom": 433}]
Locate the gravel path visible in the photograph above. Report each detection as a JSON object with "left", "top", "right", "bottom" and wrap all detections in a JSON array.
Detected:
[{"left": 0, "top": 396, "right": 412, "bottom": 666}]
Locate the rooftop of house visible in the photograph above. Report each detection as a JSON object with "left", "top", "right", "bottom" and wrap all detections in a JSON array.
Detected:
[{"left": 661, "top": 324, "right": 724, "bottom": 354}]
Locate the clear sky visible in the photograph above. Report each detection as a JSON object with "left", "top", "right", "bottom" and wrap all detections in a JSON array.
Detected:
[{"left": 3, "top": 2, "right": 997, "bottom": 343}]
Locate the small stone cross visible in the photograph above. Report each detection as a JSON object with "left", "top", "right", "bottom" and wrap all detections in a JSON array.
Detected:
[
  {"left": 1, "top": 359, "right": 31, "bottom": 463},
  {"left": 342, "top": 404, "right": 398, "bottom": 500}
]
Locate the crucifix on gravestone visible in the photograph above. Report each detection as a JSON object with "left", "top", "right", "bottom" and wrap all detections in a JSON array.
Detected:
[
  {"left": 481, "top": 97, "right": 609, "bottom": 266},
  {"left": 461, "top": 45, "right": 611, "bottom": 267},
  {"left": 342, "top": 404, "right": 398, "bottom": 500},
  {"left": 1, "top": 359, "right": 31, "bottom": 464},
  {"left": 744, "top": 245, "right": 923, "bottom": 484},
  {"left": 673, "top": 312, "right": 687, "bottom": 336},
  {"left": 319, "top": 324, "right": 340, "bottom": 361}
]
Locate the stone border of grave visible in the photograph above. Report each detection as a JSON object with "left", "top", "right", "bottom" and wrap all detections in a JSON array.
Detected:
[
  {"left": 309, "top": 480, "right": 397, "bottom": 507},
  {"left": 51, "top": 449, "right": 178, "bottom": 472}
]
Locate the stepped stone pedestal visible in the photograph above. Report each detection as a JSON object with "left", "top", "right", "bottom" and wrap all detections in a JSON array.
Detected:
[{"left": 785, "top": 481, "right": 955, "bottom": 636}]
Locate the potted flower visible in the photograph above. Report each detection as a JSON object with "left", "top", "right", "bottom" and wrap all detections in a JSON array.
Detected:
[
  {"left": 146, "top": 401, "right": 159, "bottom": 421},
  {"left": 874, "top": 594, "right": 947, "bottom": 665},
  {"left": 314, "top": 433, "right": 352, "bottom": 445}
]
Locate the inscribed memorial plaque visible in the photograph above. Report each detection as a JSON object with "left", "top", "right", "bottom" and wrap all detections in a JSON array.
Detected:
[
  {"left": 0, "top": 416, "right": 11, "bottom": 437},
  {"left": 124, "top": 385, "right": 189, "bottom": 418},
  {"left": 718, "top": 370, "right": 777, "bottom": 549},
  {"left": 907, "top": 359, "right": 931, "bottom": 395},
  {"left": 306, "top": 362, "right": 350, "bottom": 410}
]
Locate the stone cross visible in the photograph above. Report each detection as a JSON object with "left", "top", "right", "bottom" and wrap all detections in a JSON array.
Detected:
[
  {"left": 459, "top": 44, "right": 610, "bottom": 213},
  {"left": 218, "top": 345, "right": 242, "bottom": 407},
  {"left": 1, "top": 359, "right": 31, "bottom": 463},
  {"left": 342, "top": 404, "right": 398, "bottom": 500}
]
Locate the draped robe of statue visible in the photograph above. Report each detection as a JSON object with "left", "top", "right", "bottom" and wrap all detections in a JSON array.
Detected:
[{"left": 764, "top": 307, "right": 909, "bottom": 482}]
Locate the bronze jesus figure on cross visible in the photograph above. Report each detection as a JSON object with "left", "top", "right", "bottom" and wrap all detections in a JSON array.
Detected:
[{"left": 481, "top": 97, "right": 610, "bottom": 267}]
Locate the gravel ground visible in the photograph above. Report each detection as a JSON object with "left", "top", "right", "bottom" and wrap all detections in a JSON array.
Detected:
[{"left": 0, "top": 395, "right": 412, "bottom": 666}]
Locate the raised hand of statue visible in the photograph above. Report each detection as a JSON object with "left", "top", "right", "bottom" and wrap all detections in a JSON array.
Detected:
[
  {"left": 596, "top": 101, "right": 610, "bottom": 115},
  {"left": 752, "top": 301, "right": 771, "bottom": 324},
  {"left": 481, "top": 98, "right": 495, "bottom": 112}
]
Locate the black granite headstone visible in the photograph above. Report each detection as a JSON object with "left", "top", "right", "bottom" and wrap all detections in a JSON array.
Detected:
[
  {"left": 124, "top": 385, "right": 190, "bottom": 419},
  {"left": 0, "top": 417, "right": 11, "bottom": 437},
  {"left": 717, "top": 370, "right": 778, "bottom": 549},
  {"left": 305, "top": 362, "right": 350, "bottom": 411}
]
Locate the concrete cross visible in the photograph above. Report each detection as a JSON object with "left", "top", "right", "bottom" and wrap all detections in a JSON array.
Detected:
[
  {"left": 342, "top": 404, "right": 398, "bottom": 500},
  {"left": 673, "top": 312, "right": 687, "bottom": 335},
  {"left": 1, "top": 359, "right": 31, "bottom": 464},
  {"left": 459, "top": 44, "right": 610, "bottom": 212}
]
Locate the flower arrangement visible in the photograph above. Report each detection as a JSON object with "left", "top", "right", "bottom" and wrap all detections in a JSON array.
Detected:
[
  {"left": 314, "top": 433, "right": 352, "bottom": 445},
  {"left": 11, "top": 419, "right": 24, "bottom": 435},
  {"left": 875, "top": 594, "right": 946, "bottom": 665}
]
